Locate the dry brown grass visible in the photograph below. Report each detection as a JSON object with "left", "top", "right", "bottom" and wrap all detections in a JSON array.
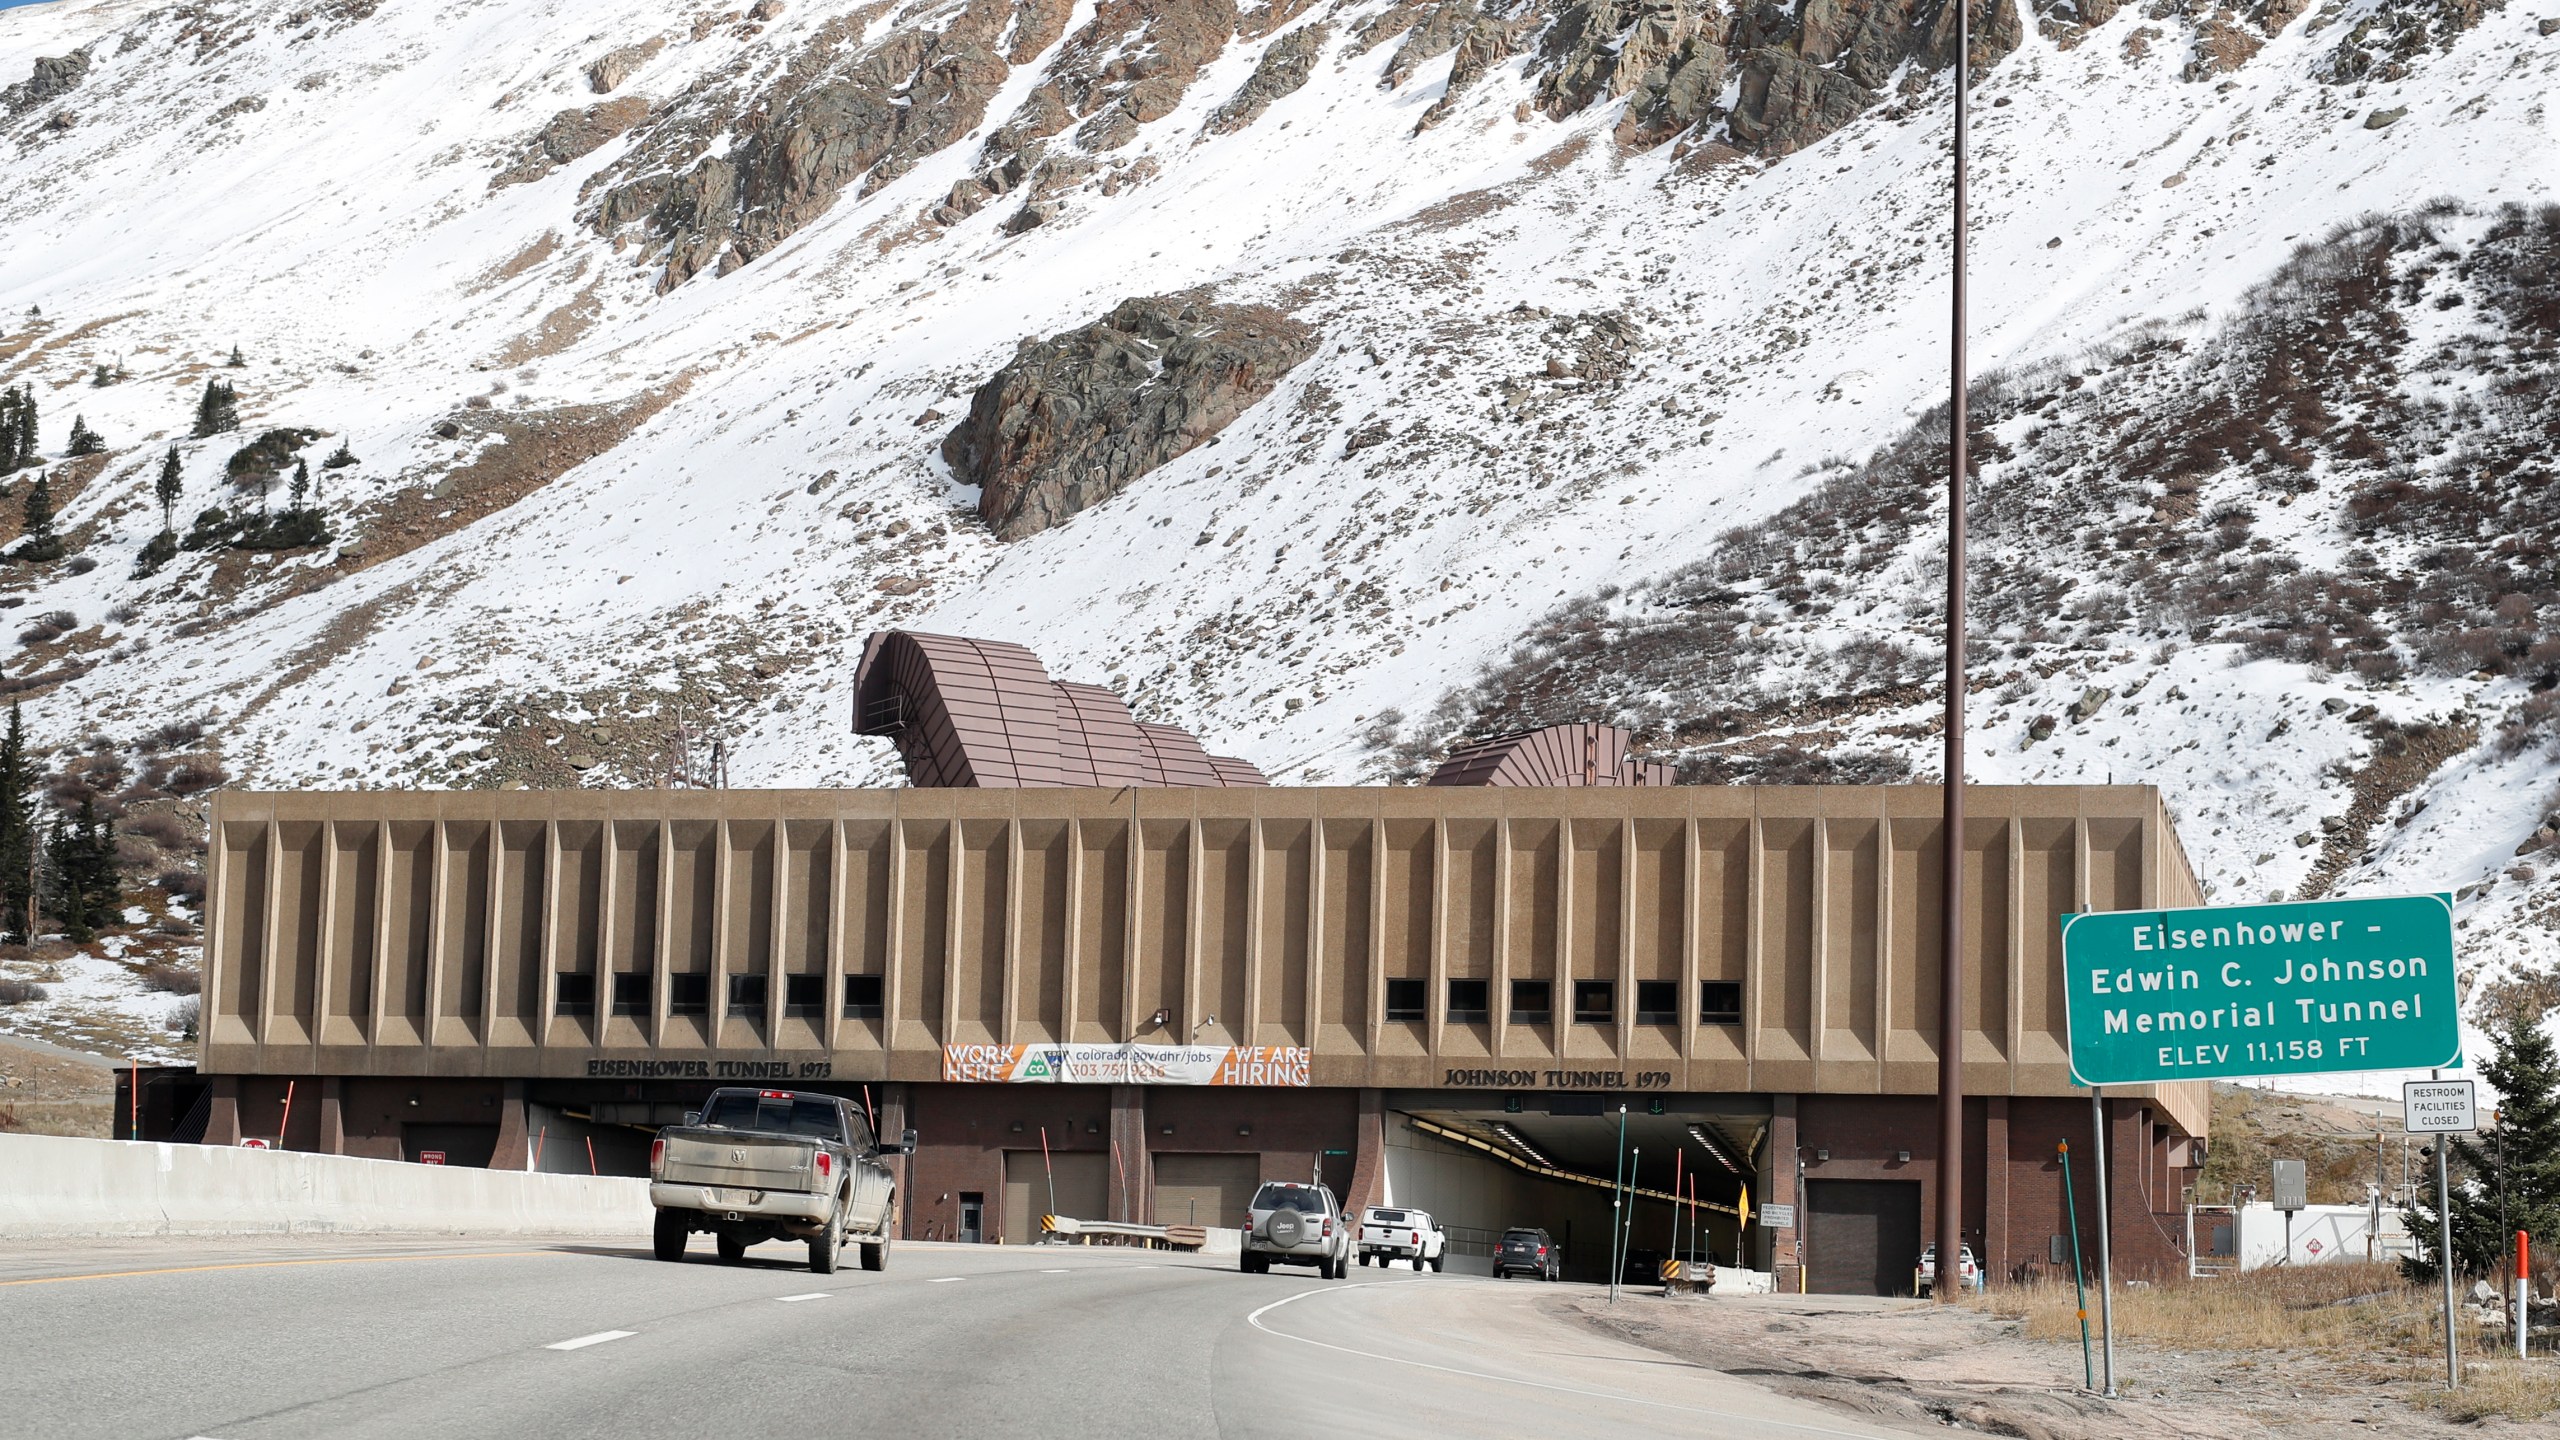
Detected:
[
  {"left": 1967, "top": 1262, "right": 2483, "bottom": 1357},
  {"left": 2407, "top": 1358, "right": 2560, "bottom": 1422}
]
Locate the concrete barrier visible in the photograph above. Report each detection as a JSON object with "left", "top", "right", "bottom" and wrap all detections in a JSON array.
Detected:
[{"left": 0, "top": 1133, "right": 652, "bottom": 1239}]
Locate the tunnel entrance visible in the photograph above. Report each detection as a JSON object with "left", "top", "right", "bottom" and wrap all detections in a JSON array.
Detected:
[{"left": 1378, "top": 1092, "right": 1767, "bottom": 1282}]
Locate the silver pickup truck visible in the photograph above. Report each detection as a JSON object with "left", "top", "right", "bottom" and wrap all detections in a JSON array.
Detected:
[{"left": 649, "top": 1087, "right": 913, "bottom": 1274}]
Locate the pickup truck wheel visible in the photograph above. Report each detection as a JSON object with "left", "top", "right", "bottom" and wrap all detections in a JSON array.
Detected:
[
  {"left": 810, "top": 1218, "right": 841, "bottom": 1275},
  {"left": 653, "top": 1210, "right": 688, "bottom": 1262},
  {"left": 859, "top": 1229, "right": 888, "bottom": 1273},
  {"left": 1411, "top": 1252, "right": 1425, "bottom": 1272},
  {"left": 1431, "top": 1254, "right": 1444, "bottom": 1273},
  {"left": 716, "top": 1233, "right": 748, "bottom": 1264}
]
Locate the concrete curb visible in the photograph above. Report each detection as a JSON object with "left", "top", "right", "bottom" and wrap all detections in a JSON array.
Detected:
[{"left": 0, "top": 1133, "right": 651, "bottom": 1239}]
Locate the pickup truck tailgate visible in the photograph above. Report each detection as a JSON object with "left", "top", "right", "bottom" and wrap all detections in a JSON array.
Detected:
[{"left": 659, "top": 1129, "right": 818, "bottom": 1191}]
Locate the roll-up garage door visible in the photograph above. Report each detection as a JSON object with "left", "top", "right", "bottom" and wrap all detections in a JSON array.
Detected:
[
  {"left": 1002, "top": 1150, "right": 1108, "bottom": 1244},
  {"left": 1152, "top": 1153, "right": 1261, "bottom": 1231},
  {"left": 1805, "top": 1180, "right": 1922, "bottom": 1296}
]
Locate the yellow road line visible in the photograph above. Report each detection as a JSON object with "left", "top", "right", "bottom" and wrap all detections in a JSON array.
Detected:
[{"left": 0, "top": 1250, "right": 558, "bottom": 1287}]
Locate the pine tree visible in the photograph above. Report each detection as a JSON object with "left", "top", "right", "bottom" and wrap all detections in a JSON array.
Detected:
[
  {"left": 16, "top": 472, "right": 62, "bottom": 563},
  {"left": 289, "top": 456, "right": 311, "bottom": 510},
  {"left": 155, "top": 446, "right": 182, "bottom": 533},
  {"left": 192, "top": 379, "right": 239, "bottom": 439},
  {"left": 42, "top": 811, "right": 85, "bottom": 943},
  {"left": 70, "top": 796, "right": 118, "bottom": 935},
  {"left": 66, "top": 415, "right": 102, "bottom": 457},
  {"left": 0, "top": 704, "right": 33, "bottom": 945},
  {"left": 2402, "top": 1009, "right": 2560, "bottom": 1283},
  {"left": 12, "top": 385, "right": 33, "bottom": 470},
  {"left": 0, "top": 388, "right": 20, "bottom": 475},
  {"left": 226, "top": 344, "right": 246, "bottom": 368},
  {"left": 322, "top": 438, "right": 358, "bottom": 471}
]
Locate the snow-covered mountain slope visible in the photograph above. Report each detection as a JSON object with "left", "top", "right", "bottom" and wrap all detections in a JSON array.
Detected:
[{"left": 0, "top": 0, "right": 2556, "bottom": 1036}]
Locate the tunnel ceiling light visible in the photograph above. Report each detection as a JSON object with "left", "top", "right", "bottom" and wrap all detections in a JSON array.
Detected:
[
  {"left": 1488, "top": 1122, "right": 1553, "bottom": 1168},
  {"left": 1686, "top": 1125, "right": 1741, "bottom": 1174}
]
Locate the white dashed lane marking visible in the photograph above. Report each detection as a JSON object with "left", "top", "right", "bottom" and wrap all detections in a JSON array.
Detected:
[
  {"left": 927, "top": 1276, "right": 963, "bottom": 1284},
  {"left": 546, "top": 1330, "right": 636, "bottom": 1351},
  {"left": 777, "top": 1292, "right": 830, "bottom": 1302}
]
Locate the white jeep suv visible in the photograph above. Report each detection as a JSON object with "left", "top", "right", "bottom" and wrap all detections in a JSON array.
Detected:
[{"left": 1239, "top": 1181, "right": 1351, "bottom": 1277}]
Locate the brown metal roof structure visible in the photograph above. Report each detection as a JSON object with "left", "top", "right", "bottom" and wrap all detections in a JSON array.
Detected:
[
  {"left": 855, "top": 631, "right": 1266, "bottom": 788},
  {"left": 1426, "top": 723, "right": 1672, "bottom": 787}
]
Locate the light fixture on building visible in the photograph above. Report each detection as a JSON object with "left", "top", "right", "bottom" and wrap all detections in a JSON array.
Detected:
[
  {"left": 1237, "top": 1124, "right": 1252, "bottom": 1137},
  {"left": 1147, "top": 1008, "right": 1172, "bottom": 1030},
  {"left": 1814, "top": 1148, "right": 1830, "bottom": 1163},
  {"left": 1160, "top": 1124, "right": 1174, "bottom": 1135},
  {"left": 1895, "top": 1149, "right": 1911, "bottom": 1164},
  {"left": 1010, "top": 1120, "right": 1024, "bottom": 1133}
]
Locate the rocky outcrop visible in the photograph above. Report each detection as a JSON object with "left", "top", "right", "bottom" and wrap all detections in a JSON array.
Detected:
[
  {"left": 1415, "top": 14, "right": 1524, "bottom": 130},
  {"left": 594, "top": 2, "right": 1028, "bottom": 290},
  {"left": 1204, "top": 23, "right": 1328, "bottom": 136},
  {"left": 1387, "top": 0, "right": 1485, "bottom": 86},
  {"left": 3, "top": 52, "right": 89, "bottom": 116},
  {"left": 1727, "top": 49, "right": 1874, "bottom": 155},
  {"left": 1540, "top": 0, "right": 1712, "bottom": 118},
  {"left": 495, "top": 97, "right": 650, "bottom": 187},
  {"left": 944, "top": 296, "right": 1319, "bottom": 541},
  {"left": 2316, "top": 0, "right": 2494, "bottom": 83},
  {"left": 584, "top": 38, "right": 664, "bottom": 94},
  {"left": 1510, "top": 0, "right": 2023, "bottom": 158},
  {"left": 1065, "top": 0, "right": 1244, "bottom": 152}
]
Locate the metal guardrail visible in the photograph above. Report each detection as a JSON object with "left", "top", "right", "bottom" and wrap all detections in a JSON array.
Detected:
[{"left": 1041, "top": 1215, "right": 1209, "bottom": 1249}]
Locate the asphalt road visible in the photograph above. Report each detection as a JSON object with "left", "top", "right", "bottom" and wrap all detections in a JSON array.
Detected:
[{"left": 0, "top": 1235, "right": 1930, "bottom": 1440}]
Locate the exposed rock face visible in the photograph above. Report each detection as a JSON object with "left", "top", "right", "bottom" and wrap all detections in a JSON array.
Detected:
[
  {"left": 584, "top": 38, "right": 664, "bottom": 94},
  {"left": 2317, "top": 0, "right": 2493, "bottom": 83},
  {"left": 1061, "top": 0, "right": 1244, "bottom": 153},
  {"left": 944, "top": 296, "right": 1319, "bottom": 541},
  {"left": 3, "top": 52, "right": 89, "bottom": 116},
  {"left": 1388, "top": 0, "right": 1486, "bottom": 86},
  {"left": 1540, "top": 0, "right": 1711, "bottom": 118},
  {"left": 495, "top": 97, "right": 650, "bottom": 188},
  {"left": 595, "top": 1, "right": 1037, "bottom": 289},
  {"left": 1728, "top": 49, "right": 1873, "bottom": 154},
  {"left": 1416, "top": 14, "right": 1525, "bottom": 129},
  {"left": 1509, "top": 0, "right": 2023, "bottom": 159},
  {"left": 1204, "top": 22, "right": 1328, "bottom": 135}
]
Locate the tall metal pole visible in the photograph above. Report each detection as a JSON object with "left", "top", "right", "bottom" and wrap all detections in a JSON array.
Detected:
[
  {"left": 1934, "top": 0, "right": 1972, "bottom": 1308},
  {"left": 2090, "top": 1091, "right": 2117, "bottom": 1397},
  {"left": 2436, "top": 1139, "right": 2459, "bottom": 1387}
]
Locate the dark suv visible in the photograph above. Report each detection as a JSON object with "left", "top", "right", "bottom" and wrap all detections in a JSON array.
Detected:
[{"left": 1494, "top": 1227, "right": 1560, "bottom": 1281}]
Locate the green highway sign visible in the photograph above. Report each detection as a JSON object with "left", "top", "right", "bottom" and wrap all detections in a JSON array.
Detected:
[{"left": 2061, "top": 894, "right": 2459, "bottom": 1085}]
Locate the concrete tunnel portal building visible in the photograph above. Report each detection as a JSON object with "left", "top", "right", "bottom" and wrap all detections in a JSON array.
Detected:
[{"left": 177, "top": 635, "right": 2211, "bottom": 1294}]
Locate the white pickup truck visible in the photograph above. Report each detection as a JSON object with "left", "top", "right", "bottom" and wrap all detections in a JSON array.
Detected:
[
  {"left": 648, "top": 1087, "right": 912, "bottom": 1274},
  {"left": 1357, "top": 1205, "right": 1446, "bottom": 1271}
]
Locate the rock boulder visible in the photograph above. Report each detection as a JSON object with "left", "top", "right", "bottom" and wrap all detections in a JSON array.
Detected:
[
  {"left": 3, "top": 52, "right": 89, "bottom": 116},
  {"left": 944, "top": 296, "right": 1318, "bottom": 541}
]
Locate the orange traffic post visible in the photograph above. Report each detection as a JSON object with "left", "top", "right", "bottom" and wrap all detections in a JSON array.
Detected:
[{"left": 2521, "top": 1231, "right": 2532, "bottom": 1361}]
